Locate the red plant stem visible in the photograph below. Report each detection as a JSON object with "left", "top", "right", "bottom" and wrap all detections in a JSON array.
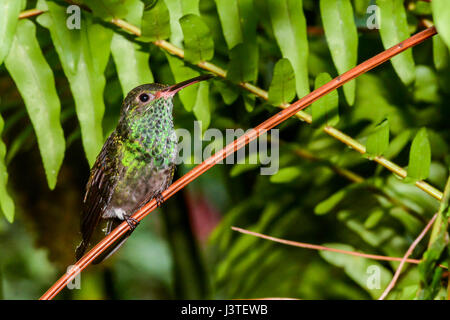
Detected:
[
  {"left": 378, "top": 213, "right": 438, "bottom": 300},
  {"left": 231, "top": 226, "right": 447, "bottom": 269},
  {"left": 40, "top": 26, "right": 437, "bottom": 300}
]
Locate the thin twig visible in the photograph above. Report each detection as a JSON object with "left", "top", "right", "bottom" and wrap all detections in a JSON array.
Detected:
[
  {"left": 378, "top": 213, "right": 438, "bottom": 300},
  {"left": 289, "top": 145, "right": 426, "bottom": 223},
  {"left": 427, "top": 176, "right": 450, "bottom": 300},
  {"left": 231, "top": 226, "right": 447, "bottom": 269}
]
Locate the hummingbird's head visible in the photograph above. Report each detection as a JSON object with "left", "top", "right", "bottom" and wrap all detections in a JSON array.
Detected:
[
  {"left": 121, "top": 83, "right": 168, "bottom": 116},
  {"left": 120, "top": 74, "right": 214, "bottom": 117}
]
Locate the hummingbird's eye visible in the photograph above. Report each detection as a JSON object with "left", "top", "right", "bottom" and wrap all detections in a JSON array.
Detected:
[{"left": 139, "top": 93, "right": 150, "bottom": 102}]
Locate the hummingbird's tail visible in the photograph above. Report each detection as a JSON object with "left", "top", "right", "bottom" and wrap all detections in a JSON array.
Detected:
[
  {"left": 91, "top": 219, "right": 131, "bottom": 264},
  {"left": 75, "top": 218, "right": 136, "bottom": 264}
]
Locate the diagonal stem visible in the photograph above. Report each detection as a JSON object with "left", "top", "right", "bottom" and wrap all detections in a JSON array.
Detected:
[
  {"left": 288, "top": 144, "right": 426, "bottom": 223},
  {"left": 378, "top": 213, "right": 438, "bottom": 300},
  {"left": 230, "top": 226, "right": 447, "bottom": 269},
  {"left": 39, "top": 26, "right": 440, "bottom": 300},
  {"left": 380, "top": 175, "right": 450, "bottom": 299}
]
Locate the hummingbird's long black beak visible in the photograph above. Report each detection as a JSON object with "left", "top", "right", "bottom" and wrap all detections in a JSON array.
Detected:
[{"left": 162, "top": 74, "right": 214, "bottom": 97}]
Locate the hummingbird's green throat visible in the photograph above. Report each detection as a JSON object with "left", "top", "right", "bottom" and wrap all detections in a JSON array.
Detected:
[{"left": 76, "top": 74, "right": 213, "bottom": 263}]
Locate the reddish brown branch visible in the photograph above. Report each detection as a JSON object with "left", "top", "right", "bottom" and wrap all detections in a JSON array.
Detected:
[
  {"left": 378, "top": 213, "right": 438, "bottom": 300},
  {"left": 231, "top": 226, "right": 447, "bottom": 269},
  {"left": 40, "top": 26, "right": 437, "bottom": 300}
]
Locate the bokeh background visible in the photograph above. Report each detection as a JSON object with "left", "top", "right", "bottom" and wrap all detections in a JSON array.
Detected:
[{"left": 0, "top": 0, "right": 449, "bottom": 299}]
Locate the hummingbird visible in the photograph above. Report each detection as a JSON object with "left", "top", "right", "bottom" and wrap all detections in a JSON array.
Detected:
[{"left": 75, "top": 74, "right": 213, "bottom": 264}]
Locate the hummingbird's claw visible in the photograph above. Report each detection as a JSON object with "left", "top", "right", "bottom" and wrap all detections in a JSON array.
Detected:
[
  {"left": 155, "top": 193, "right": 165, "bottom": 208},
  {"left": 124, "top": 215, "right": 140, "bottom": 231}
]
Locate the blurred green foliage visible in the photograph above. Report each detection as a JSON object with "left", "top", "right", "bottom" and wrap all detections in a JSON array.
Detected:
[{"left": 0, "top": 0, "right": 449, "bottom": 300}]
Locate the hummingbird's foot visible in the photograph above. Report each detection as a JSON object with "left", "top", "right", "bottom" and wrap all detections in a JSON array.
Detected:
[
  {"left": 155, "top": 193, "right": 165, "bottom": 208},
  {"left": 124, "top": 215, "right": 140, "bottom": 231}
]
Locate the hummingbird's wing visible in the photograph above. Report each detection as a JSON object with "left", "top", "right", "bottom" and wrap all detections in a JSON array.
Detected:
[
  {"left": 75, "top": 134, "right": 120, "bottom": 261},
  {"left": 91, "top": 162, "right": 177, "bottom": 264}
]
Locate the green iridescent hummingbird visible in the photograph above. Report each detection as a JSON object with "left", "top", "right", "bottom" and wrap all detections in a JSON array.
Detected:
[{"left": 75, "top": 74, "right": 213, "bottom": 263}]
